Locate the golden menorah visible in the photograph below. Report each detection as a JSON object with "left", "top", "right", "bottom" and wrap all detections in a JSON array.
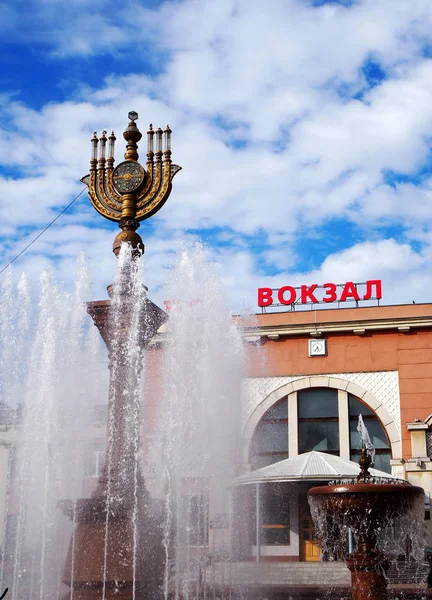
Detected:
[{"left": 81, "top": 111, "right": 181, "bottom": 255}]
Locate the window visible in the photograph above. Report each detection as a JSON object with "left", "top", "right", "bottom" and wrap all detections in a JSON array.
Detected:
[
  {"left": 10, "top": 445, "right": 21, "bottom": 481},
  {"left": 250, "top": 400, "right": 288, "bottom": 469},
  {"left": 178, "top": 494, "right": 209, "bottom": 546},
  {"left": 349, "top": 395, "right": 391, "bottom": 473},
  {"left": 426, "top": 431, "right": 432, "bottom": 458},
  {"left": 0, "top": 402, "right": 14, "bottom": 429},
  {"left": 92, "top": 404, "right": 108, "bottom": 426},
  {"left": 85, "top": 443, "right": 106, "bottom": 478},
  {"left": 3, "top": 514, "right": 18, "bottom": 560},
  {"left": 298, "top": 388, "right": 339, "bottom": 454},
  {"left": 259, "top": 483, "right": 290, "bottom": 545}
]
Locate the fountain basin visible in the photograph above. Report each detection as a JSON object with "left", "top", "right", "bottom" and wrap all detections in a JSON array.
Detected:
[
  {"left": 308, "top": 477, "right": 425, "bottom": 600},
  {"left": 308, "top": 481, "right": 424, "bottom": 528}
]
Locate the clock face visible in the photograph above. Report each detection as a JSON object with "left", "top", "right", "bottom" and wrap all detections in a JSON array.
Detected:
[
  {"left": 113, "top": 161, "right": 145, "bottom": 194},
  {"left": 308, "top": 339, "right": 326, "bottom": 357}
]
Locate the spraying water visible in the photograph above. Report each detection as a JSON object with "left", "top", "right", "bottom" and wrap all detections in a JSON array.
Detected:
[
  {"left": 0, "top": 258, "right": 108, "bottom": 599},
  {"left": 99, "top": 243, "right": 150, "bottom": 599},
  {"left": 153, "top": 244, "right": 245, "bottom": 599},
  {"left": 0, "top": 244, "right": 246, "bottom": 599},
  {"left": 357, "top": 414, "right": 375, "bottom": 466}
]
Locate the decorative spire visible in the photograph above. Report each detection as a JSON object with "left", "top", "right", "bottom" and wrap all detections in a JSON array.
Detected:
[
  {"left": 123, "top": 112, "right": 142, "bottom": 161},
  {"left": 357, "top": 447, "right": 372, "bottom": 482}
]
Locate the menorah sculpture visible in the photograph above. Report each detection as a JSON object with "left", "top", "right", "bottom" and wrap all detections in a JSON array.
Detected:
[
  {"left": 59, "top": 112, "right": 180, "bottom": 599},
  {"left": 81, "top": 110, "right": 181, "bottom": 256}
]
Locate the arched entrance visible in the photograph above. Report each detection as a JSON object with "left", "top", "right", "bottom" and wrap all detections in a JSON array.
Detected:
[
  {"left": 249, "top": 387, "right": 392, "bottom": 472},
  {"left": 242, "top": 375, "right": 401, "bottom": 469},
  {"left": 237, "top": 377, "right": 399, "bottom": 562}
]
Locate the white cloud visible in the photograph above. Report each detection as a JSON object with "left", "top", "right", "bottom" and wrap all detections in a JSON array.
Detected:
[{"left": 2, "top": 0, "right": 432, "bottom": 311}]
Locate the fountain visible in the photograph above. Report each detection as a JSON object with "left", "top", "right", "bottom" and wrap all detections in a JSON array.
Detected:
[
  {"left": 308, "top": 417, "right": 425, "bottom": 600},
  {"left": 0, "top": 108, "right": 244, "bottom": 599},
  {"left": 57, "top": 111, "right": 182, "bottom": 598}
]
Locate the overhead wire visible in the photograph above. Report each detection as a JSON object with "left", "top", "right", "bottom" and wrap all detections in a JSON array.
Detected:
[{"left": 0, "top": 187, "right": 87, "bottom": 276}]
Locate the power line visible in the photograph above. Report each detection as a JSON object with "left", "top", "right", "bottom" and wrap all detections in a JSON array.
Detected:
[{"left": 0, "top": 187, "right": 87, "bottom": 276}]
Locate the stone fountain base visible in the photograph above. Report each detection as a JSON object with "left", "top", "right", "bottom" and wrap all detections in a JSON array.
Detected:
[
  {"left": 346, "top": 547, "right": 389, "bottom": 600},
  {"left": 59, "top": 496, "right": 163, "bottom": 599}
]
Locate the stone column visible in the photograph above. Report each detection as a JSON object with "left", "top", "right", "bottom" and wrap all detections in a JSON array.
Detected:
[{"left": 59, "top": 295, "right": 167, "bottom": 599}]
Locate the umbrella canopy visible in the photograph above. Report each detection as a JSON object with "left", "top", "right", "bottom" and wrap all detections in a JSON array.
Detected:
[{"left": 234, "top": 451, "right": 399, "bottom": 486}]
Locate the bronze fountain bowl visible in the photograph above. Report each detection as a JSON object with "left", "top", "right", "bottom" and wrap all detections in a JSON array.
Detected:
[
  {"left": 307, "top": 452, "right": 425, "bottom": 600},
  {"left": 307, "top": 481, "right": 424, "bottom": 527}
]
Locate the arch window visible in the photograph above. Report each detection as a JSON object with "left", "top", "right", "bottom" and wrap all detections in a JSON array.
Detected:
[
  {"left": 250, "top": 400, "right": 288, "bottom": 469},
  {"left": 249, "top": 388, "right": 391, "bottom": 473},
  {"left": 348, "top": 395, "right": 391, "bottom": 473}
]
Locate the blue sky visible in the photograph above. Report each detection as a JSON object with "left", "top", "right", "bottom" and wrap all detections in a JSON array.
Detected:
[{"left": 1, "top": 0, "right": 432, "bottom": 309}]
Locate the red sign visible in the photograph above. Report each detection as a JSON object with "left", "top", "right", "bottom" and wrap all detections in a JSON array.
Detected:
[{"left": 258, "top": 280, "right": 382, "bottom": 308}]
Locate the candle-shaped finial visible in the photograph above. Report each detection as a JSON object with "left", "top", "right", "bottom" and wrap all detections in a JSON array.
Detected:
[
  {"left": 108, "top": 130, "right": 116, "bottom": 160},
  {"left": 91, "top": 132, "right": 99, "bottom": 165},
  {"left": 164, "top": 124, "right": 172, "bottom": 152},
  {"left": 155, "top": 127, "right": 163, "bottom": 153},
  {"left": 147, "top": 124, "right": 154, "bottom": 154},
  {"left": 99, "top": 130, "right": 107, "bottom": 161}
]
